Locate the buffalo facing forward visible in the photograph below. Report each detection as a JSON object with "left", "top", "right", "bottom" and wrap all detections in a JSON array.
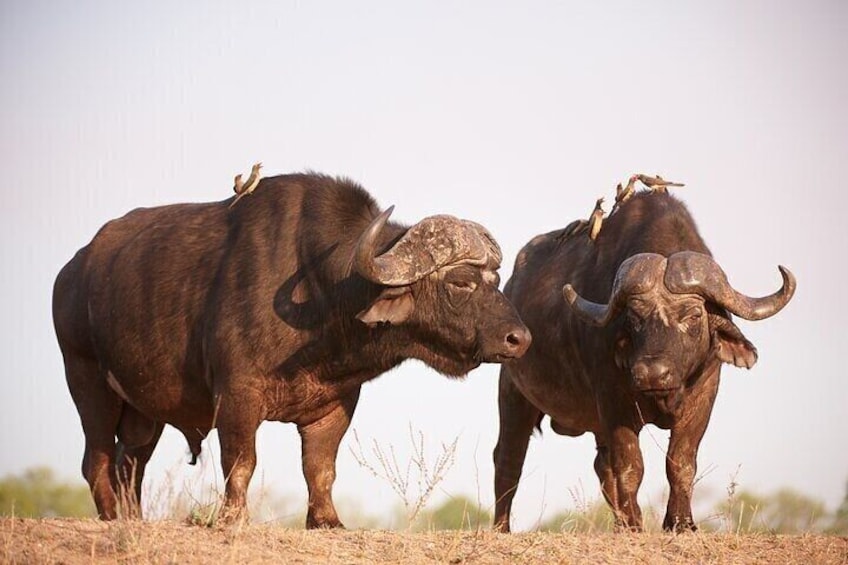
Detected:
[
  {"left": 53, "top": 173, "right": 530, "bottom": 527},
  {"left": 494, "top": 189, "right": 794, "bottom": 532}
]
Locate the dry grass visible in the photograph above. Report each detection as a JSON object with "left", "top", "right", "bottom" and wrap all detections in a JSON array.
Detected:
[{"left": 3, "top": 518, "right": 847, "bottom": 564}]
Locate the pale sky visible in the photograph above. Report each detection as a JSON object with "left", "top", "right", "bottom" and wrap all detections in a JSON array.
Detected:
[{"left": 2, "top": 1, "right": 846, "bottom": 530}]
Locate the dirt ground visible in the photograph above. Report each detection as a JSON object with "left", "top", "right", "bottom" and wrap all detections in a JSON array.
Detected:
[{"left": 3, "top": 518, "right": 847, "bottom": 564}]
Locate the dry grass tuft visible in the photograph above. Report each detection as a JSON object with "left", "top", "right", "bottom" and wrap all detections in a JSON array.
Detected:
[{"left": 3, "top": 518, "right": 847, "bottom": 564}]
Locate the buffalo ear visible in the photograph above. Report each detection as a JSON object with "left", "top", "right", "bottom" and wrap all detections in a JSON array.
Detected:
[
  {"left": 357, "top": 286, "right": 415, "bottom": 327},
  {"left": 709, "top": 313, "right": 758, "bottom": 369}
]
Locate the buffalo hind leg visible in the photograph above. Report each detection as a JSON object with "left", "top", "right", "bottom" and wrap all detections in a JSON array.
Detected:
[
  {"left": 64, "top": 355, "right": 122, "bottom": 519},
  {"left": 298, "top": 391, "right": 360, "bottom": 529},
  {"left": 115, "top": 412, "right": 164, "bottom": 519},
  {"left": 493, "top": 369, "right": 542, "bottom": 533}
]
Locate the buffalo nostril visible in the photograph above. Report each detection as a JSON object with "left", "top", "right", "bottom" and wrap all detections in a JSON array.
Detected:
[
  {"left": 503, "top": 327, "right": 531, "bottom": 356},
  {"left": 632, "top": 363, "right": 649, "bottom": 387},
  {"left": 652, "top": 363, "right": 671, "bottom": 384}
]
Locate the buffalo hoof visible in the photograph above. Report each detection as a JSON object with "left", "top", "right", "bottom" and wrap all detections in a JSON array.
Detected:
[
  {"left": 492, "top": 519, "right": 511, "bottom": 533},
  {"left": 306, "top": 517, "right": 345, "bottom": 530},
  {"left": 613, "top": 519, "right": 643, "bottom": 533},
  {"left": 663, "top": 516, "right": 697, "bottom": 533},
  {"left": 215, "top": 505, "right": 249, "bottom": 527}
]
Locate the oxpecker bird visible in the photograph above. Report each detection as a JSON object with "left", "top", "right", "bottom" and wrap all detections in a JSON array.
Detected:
[
  {"left": 638, "top": 173, "right": 685, "bottom": 194},
  {"left": 556, "top": 218, "right": 588, "bottom": 243},
  {"left": 612, "top": 176, "right": 638, "bottom": 214},
  {"left": 588, "top": 197, "right": 605, "bottom": 241},
  {"left": 233, "top": 174, "right": 244, "bottom": 194},
  {"left": 230, "top": 162, "right": 263, "bottom": 208}
]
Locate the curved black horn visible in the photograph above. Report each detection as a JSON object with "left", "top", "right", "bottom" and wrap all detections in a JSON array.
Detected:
[
  {"left": 562, "top": 253, "right": 667, "bottom": 327},
  {"left": 562, "top": 284, "right": 618, "bottom": 326},
  {"left": 665, "top": 252, "right": 796, "bottom": 321},
  {"left": 353, "top": 205, "right": 396, "bottom": 285}
]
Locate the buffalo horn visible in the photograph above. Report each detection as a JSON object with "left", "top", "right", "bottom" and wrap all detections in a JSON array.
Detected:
[
  {"left": 355, "top": 208, "right": 502, "bottom": 287},
  {"left": 665, "top": 252, "right": 796, "bottom": 321},
  {"left": 562, "top": 284, "right": 619, "bottom": 326},
  {"left": 353, "top": 205, "right": 399, "bottom": 285}
]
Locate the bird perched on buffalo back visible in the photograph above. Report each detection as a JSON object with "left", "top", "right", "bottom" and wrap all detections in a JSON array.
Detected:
[
  {"left": 612, "top": 176, "right": 638, "bottom": 215},
  {"left": 588, "top": 197, "right": 605, "bottom": 241},
  {"left": 230, "top": 162, "right": 263, "bottom": 209},
  {"left": 638, "top": 173, "right": 684, "bottom": 194}
]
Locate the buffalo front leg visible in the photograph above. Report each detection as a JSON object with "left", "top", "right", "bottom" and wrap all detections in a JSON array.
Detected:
[
  {"left": 216, "top": 395, "right": 262, "bottom": 524},
  {"left": 606, "top": 424, "right": 645, "bottom": 531},
  {"left": 298, "top": 391, "right": 360, "bottom": 529},
  {"left": 663, "top": 430, "right": 701, "bottom": 532},
  {"left": 593, "top": 441, "right": 618, "bottom": 514},
  {"left": 493, "top": 369, "right": 542, "bottom": 533},
  {"left": 664, "top": 373, "right": 718, "bottom": 532}
]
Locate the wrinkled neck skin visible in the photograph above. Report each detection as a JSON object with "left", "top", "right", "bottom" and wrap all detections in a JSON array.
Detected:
[
  {"left": 299, "top": 322, "right": 415, "bottom": 388},
  {"left": 275, "top": 294, "right": 400, "bottom": 387}
]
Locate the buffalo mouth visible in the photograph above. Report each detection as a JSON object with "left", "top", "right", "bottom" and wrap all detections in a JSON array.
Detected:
[
  {"left": 638, "top": 386, "right": 684, "bottom": 414},
  {"left": 483, "top": 352, "right": 521, "bottom": 363},
  {"left": 638, "top": 387, "right": 679, "bottom": 397},
  {"left": 416, "top": 337, "right": 524, "bottom": 377},
  {"left": 479, "top": 343, "right": 530, "bottom": 364}
]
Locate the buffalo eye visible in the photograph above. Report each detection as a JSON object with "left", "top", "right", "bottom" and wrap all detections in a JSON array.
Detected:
[
  {"left": 682, "top": 309, "right": 702, "bottom": 322},
  {"left": 680, "top": 307, "right": 704, "bottom": 334},
  {"left": 626, "top": 298, "right": 651, "bottom": 331},
  {"left": 448, "top": 280, "right": 478, "bottom": 292},
  {"left": 446, "top": 279, "right": 477, "bottom": 308}
]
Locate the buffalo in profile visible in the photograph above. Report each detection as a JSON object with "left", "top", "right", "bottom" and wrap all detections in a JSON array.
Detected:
[
  {"left": 493, "top": 189, "right": 795, "bottom": 532},
  {"left": 53, "top": 172, "right": 531, "bottom": 527}
]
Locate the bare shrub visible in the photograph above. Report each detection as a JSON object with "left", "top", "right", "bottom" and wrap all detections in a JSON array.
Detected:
[{"left": 350, "top": 424, "right": 458, "bottom": 527}]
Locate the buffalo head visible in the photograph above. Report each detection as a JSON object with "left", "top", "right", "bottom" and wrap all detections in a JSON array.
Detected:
[
  {"left": 353, "top": 207, "right": 531, "bottom": 376},
  {"left": 562, "top": 251, "right": 795, "bottom": 411}
]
